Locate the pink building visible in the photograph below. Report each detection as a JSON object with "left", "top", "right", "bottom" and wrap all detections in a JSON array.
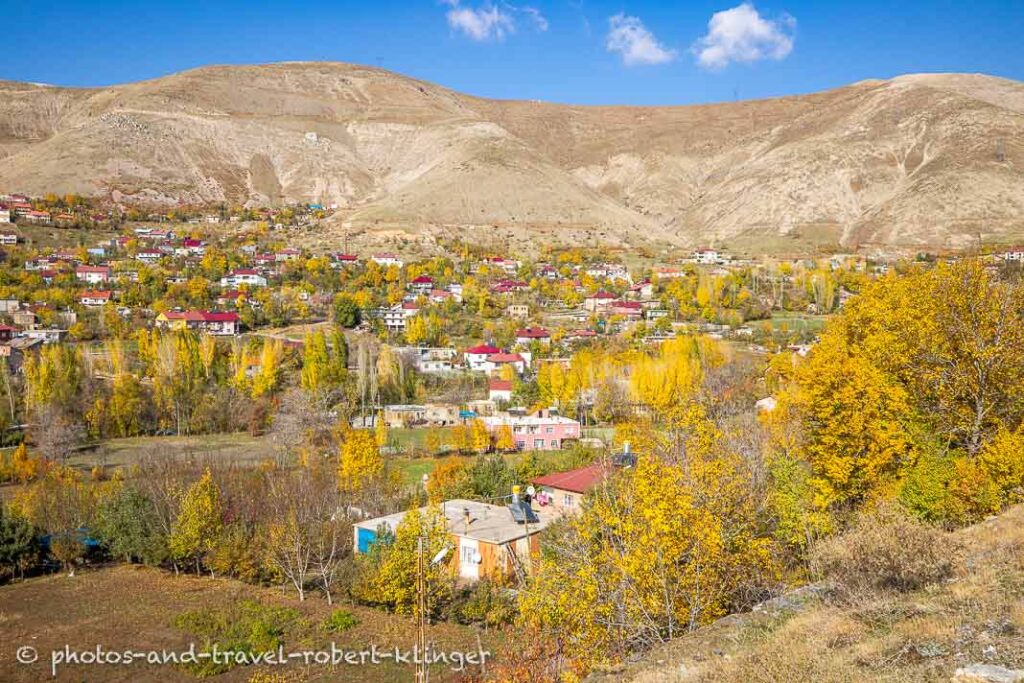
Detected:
[{"left": 482, "top": 409, "right": 580, "bottom": 451}]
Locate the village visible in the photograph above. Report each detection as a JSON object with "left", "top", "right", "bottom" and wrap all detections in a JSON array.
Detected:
[{"left": 3, "top": 190, "right": 1024, "bottom": 682}]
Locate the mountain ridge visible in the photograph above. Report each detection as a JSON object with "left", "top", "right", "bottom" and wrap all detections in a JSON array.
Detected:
[{"left": 0, "top": 62, "right": 1022, "bottom": 252}]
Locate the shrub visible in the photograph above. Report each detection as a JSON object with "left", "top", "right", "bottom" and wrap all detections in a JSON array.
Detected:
[
  {"left": 448, "top": 578, "right": 517, "bottom": 627},
  {"left": 172, "top": 600, "right": 305, "bottom": 677},
  {"left": 810, "top": 503, "right": 961, "bottom": 597},
  {"left": 322, "top": 608, "right": 359, "bottom": 633}
]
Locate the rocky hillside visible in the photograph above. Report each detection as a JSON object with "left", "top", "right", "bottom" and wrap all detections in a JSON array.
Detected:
[{"left": 1, "top": 62, "right": 1023, "bottom": 251}]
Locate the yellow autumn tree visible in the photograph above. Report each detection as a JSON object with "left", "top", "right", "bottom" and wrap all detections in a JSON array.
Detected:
[
  {"left": 628, "top": 336, "right": 718, "bottom": 418},
  {"left": 251, "top": 338, "right": 285, "bottom": 398},
  {"left": 519, "top": 406, "right": 777, "bottom": 671},
  {"left": 374, "top": 412, "right": 389, "bottom": 448},
  {"left": 338, "top": 429, "right": 384, "bottom": 492},
  {"left": 470, "top": 419, "right": 491, "bottom": 454},
  {"left": 355, "top": 505, "right": 453, "bottom": 616},
  {"left": 495, "top": 424, "right": 515, "bottom": 452},
  {"left": 428, "top": 458, "right": 471, "bottom": 503},
  {"left": 169, "top": 469, "right": 223, "bottom": 574},
  {"left": 773, "top": 331, "right": 919, "bottom": 515},
  {"left": 452, "top": 424, "right": 471, "bottom": 454}
]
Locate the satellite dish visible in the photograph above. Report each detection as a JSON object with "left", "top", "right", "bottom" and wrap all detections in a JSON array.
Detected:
[
  {"left": 473, "top": 551, "right": 482, "bottom": 565},
  {"left": 526, "top": 486, "right": 536, "bottom": 496},
  {"left": 431, "top": 547, "right": 450, "bottom": 566}
]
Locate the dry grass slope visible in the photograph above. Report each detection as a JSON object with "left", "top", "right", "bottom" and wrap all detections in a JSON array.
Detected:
[
  {"left": 1, "top": 63, "right": 1023, "bottom": 252},
  {"left": 595, "top": 504, "right": 1024, "bottom": 683}
]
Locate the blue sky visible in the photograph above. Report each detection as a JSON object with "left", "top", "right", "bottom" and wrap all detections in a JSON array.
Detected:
[{"left": 2, "top": 1, "right": 1022, "bottom": 105}]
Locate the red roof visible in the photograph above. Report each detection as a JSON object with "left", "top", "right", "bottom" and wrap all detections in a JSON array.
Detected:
[
  {"left": 486, "top": 353, "right": 524, "bottom": 364},
  {"left": 201, "top": 311, "right": 240, "bottom": 322},
  {"left": 411, "top": 275, "right": 434, "bottom": 284},
  {"left": 488, "top": 378, "right": 514, "bottom": 391},
  {"left": 163, "top": 310, "right": 239, "bottom": 323},
  {"left": 516, "top": 327, "right": 550, "bottom": 338},
  {"left": 76, "top": 265, "right": 110, "bottom": 273},
  {"left": 231, "top": 268, "right": 259, "bottom": 275},
  {"left": 466, "top": 344, "right": 500, "bottom": 355},
  {"left": 80, "top": 290, "right": 112, "bottom": 299},
  {"left": 532, "top": 463, "right": 607, "bottom": 494},
  {"left": 589, "top": 290, "right": 616, "bottom": 299}
]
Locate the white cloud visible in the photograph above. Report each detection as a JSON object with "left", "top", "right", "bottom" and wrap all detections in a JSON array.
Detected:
[
  {"left": 693, "top": 3, "right": 795, "bottom": 70},
  {"left": 605, "top": 14, "right": 677, "bottom": 66},
  {"left": 519, "top": 6, "right": 549, "bottom": 32},
  {"left": 446, "top": 2, "right": 516, "bottom": 41},
  {"left": 443, "top": 1, "right": 547, "bottom": 41}
]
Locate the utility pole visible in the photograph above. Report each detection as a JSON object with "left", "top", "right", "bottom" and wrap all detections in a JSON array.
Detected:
[{"left": 416, "top": 535, "right": 428, "bottom": 683}]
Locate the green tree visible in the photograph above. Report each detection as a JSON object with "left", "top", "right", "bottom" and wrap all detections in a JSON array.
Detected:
[
  {"left": 334, "top": 295, "right": 362, "bottom": 328},
  {"left": 96, "top": 486, "right": 168, "bottom": 565},
  {"left": 0, "top": 502, "right": 37, "bottom": 581}
]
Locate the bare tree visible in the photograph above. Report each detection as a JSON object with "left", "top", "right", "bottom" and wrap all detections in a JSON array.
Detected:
[
  {"left": 264, "top": 469, "right": 343, "bottom": 601},
  {"left": 30, "top": 405, "right": 86, "bottom": 463}
]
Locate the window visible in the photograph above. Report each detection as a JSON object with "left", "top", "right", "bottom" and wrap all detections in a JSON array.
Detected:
[
  {"left": 534, "top": 439, "right": 544, "bottom": 449},
  {"left": 563, "top": 494, "right": 574, "bottom": 507},
  {"left": 545, "top": 427, "right": 553, "bottom": 434},
  {"left": 461, "top": 544, "right": 476, "bottom": 565}
]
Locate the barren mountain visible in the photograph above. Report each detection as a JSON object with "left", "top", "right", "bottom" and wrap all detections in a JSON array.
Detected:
[{"left": 1, "top": 62, "right": 1022, "bottom": 252}]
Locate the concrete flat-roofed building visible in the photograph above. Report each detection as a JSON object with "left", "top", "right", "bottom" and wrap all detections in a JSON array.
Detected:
[{"left": 353, "top": 498, "right": 550, "bottom": 581}]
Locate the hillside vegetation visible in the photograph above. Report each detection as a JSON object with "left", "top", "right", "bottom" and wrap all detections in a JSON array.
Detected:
[{"left": 601, "top": 503, "right": 1024, "bottom": 683}]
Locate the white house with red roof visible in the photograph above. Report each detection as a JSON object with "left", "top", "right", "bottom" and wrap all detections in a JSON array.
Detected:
[
  {"left": 531, "top": 462, "right": 606, "bottom": 512},
  {"left": 155, "top": 310, "right": 241, "bottom": 336},
  {"left": 609, "top": 300, "right": 644, "bottom": 319},
  {"left": 464, "top": 343, "right": 501, "bottom": 372},
  {"left": 180, "top": 238, "right": 206, "bottom": 256},
  {"left": 75, "top": 265, "right": 112, "bottom": 284},
  {"left": 583, "top": 290, "right": 617, "bottom": 312},
  {"left": 408, "top": 275, "right": 434, "bottom": 294},
  {"left": 429, "top": 289, "right": 452, "bottom": 304},
  {"left": 24, "top": 210, "right": 51, "bottom": 224},
  {"left": 515, "top": 327, "right": 551, "bottom": 345},
  {"left": 80, "top": 290, "right": 113, "bottom": 307},
  {"left": 481, "top": 352, "right": 527, "bottom": 376},
  {"left": 220, "top": 268, "right": 268, "bottom": 289},
  {"left": 331, "top": 253, "right": 359, "bottom": 268},
  {"left": 629, "top": 280, "right": 654, "bottom": 299},
  {"left": 378, "top": 301, "right": 419, "bottom": 332},
  {"left": 488, "top": 378, "right": 514, "bottom": 402}
]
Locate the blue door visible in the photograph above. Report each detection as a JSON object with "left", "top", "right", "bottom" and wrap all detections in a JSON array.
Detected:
[{"left": 357, "top": 527, "right": 377, "bottom": 554}]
